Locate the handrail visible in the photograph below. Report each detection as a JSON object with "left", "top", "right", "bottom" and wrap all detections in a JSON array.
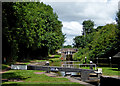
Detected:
[{"left": 61, "top": 64, "right": 96, "bottom": 70}]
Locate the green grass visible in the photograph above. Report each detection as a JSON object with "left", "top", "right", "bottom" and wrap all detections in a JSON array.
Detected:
[
  {"left": 98, "top": 67, "right": 120, "bottom": 76},
  {"left": 15, "top": 55, "right": 61, "bottom": 66},
  {"left": 49, "top": 55, "right": 61, "bottom": 58},
  {"left": 50, "top": 61, "right": 61, "bottom": 66},
  {"left": 2, "top": 82, "right": 83, "bottom": 86},
  {"left": 79, "top": 66, "right": 120, "bottom": 76},
  {"left": 49, "top": 54, "right": 61, "bottom": 62},
  {"left": 80, "top": 66, "right": 96, "bottom": 70},
  {"left": 53, "top": 55, "right": 61, "bottom": 58},
  {"left": 49, "top": 58, "right": 61, "bottom": 62},
  {"left": 30, "top": 60, "right": 47, "bottom": 62},
  {"left": 48, "top": 54, "right": 62, "bottom": 66},
  {"left": 2, "top": 70, "right": 84, "bottom": 86},
  {"left": 2, "top": 64, "right": 10, "bottom": 70}
]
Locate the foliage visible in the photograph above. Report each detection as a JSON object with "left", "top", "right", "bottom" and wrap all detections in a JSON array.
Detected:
[
  {"left": 82, "top": 20, "right": 95, "bottom": 35},
  {"left": 2, "top": 2, "right": 65, "bottom": 63},
  {"left": 73, "top": 36, "right": 85, "bottom": 48},
  {"left": 73, "top": 20, "right": 95, "bottom": 48},
  {"left": 63, "top": 45, "right": 73, "bottom": 48},
  {"left": 116, "top": 9, "right": 120, "bottom": 46},
  {"left": 73, "top": 24, "right": 120, "bottom": 62},
  {"left": 73, "top": 33, "right": 94, "bottom": 48}
]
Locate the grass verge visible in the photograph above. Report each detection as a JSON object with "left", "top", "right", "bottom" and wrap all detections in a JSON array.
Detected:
[
  {"left": 80, "top": 66, "right": 120, "bottom": 76},
  {"left": 98, "top": 67, "right": 120, "bottom": 76},
  {"left": 2, "top": 70, "right": 84, "bottom": 86},
  {"left": 2, "top": 64, "right": 10, "bottom": 70}
]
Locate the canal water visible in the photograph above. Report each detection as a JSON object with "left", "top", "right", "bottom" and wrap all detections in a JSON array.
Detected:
[{"left": 57, "top": 71, "right": 80, "bottom": 77}]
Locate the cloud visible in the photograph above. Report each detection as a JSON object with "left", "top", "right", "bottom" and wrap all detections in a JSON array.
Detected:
[
  {"left": 41, "top": 0, "right": 111, "bottom": 3},
  {"left": 64, "top": 36, "right": 74, "bottom": 46},
  {"left": 62, "top": 21, "right": 83, "bottom": 36},
  {"left": 62, "top": 21, "right": 83, "bottom": 45},
  {"left": 42, "top": 0, "right": 119, "bottom": 45}
]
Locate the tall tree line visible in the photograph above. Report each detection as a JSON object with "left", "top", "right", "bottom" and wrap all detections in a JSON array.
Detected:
[
  {"left": 2, "top": 2, "right": 65, "bottom": 63},
  {"left": 73, "top": 18, "right": 120, "bottom": 62}
]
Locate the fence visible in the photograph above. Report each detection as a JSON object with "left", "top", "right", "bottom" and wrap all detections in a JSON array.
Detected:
[{"left": 61, "top": 64, "right": 97, "bottom": 70}]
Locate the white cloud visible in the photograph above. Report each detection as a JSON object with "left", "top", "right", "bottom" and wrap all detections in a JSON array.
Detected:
[
  {"left": 62, "top": 21, "right": 82, "bottom": 36},
  {"left": 62, "top": 21, "right": 83, "bottom": 45},
  {"left": 41, "top": 0, "right": 112, "bottom": 3},
  {"left": 42, "top": 0, "right": 119, "bottom": 45},
  {"left": 64, "top": 36, "right": 74, "bottom": 46}
]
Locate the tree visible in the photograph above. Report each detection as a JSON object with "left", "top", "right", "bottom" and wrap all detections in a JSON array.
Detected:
[
  {"left": 73, "top": 24, "right": 120, "bottom": 62},
  {"left": 63, "top": 45, "right": 73, "bottom": 48},
  {"left": 116, "top": 9, "right": 120, "bottom": 30},
  {"left": 116, "top": 9, "right": 120, "bottom": 39},
  {"left": 82, "top": 20, "right": 94, "bottom": 35},
  {"left": 73, "top": 36, "right": 85, "bottom": 48},
  {"left": 2, "top": 2, "right": 65, "bottom": 63},
  {"left": 95, "top": 26, "right": 103, "bottom": 32},
  {"left": 73, "top": 20, "right": 94, "bottom": 48},
  {"left": 73, "top": 10, "right": 120, "bottom": 62}
]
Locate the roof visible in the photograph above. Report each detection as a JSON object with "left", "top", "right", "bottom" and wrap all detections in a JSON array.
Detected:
[
  {"left": 60, "top": 48, "right": 78, "bottom": 52},
  {"left": 113, "top": 52, "right": 120, "bottom": 58}
]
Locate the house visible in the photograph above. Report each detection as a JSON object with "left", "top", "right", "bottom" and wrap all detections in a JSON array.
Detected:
[{"left": 57, "top": 48, "right": 78, "bottom": 61}]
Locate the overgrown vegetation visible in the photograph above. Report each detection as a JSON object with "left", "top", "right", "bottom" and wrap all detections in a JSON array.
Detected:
[{"left": 2, "top": 2, "right": 65, "bottom": 64}]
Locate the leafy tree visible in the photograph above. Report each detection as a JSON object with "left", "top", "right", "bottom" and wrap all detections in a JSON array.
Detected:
[
  {"left": 2, "top": 2, "right": 65, "bottom": 63},
  {"left": 73, "top": 10, "right": 120, "bottom": 62},
  {"left": 116, "top": 9, "right": 120, "bottom": 30},
  {"left": 95, "top": 26, "right": 103, "bottom": 32},
  {"left": 82, "top": 20, "right": 94, "bottom": 35},
  {"left": 73, "top": 20, "right": 95, "bottom": 49},
  {"left": 63, "top": 45, "right": 73, "bottom": 48},
  {"left": 73, "top": 24, "right": 120, "bottom": 62},
  {"left": 73, "top": 36, "right": 85, "bottom": 48},
  {"left": 116, "top": 9, "right": 120, "bottom": 41}
]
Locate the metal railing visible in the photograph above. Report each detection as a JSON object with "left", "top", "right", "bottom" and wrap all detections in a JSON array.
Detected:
[{"left": 61, "top": 64, "right": 97, "bottom": 70}]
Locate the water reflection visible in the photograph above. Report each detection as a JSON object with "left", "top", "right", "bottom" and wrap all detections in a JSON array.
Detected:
[{"left": 57, "top": 71, "right": 80, "bottom": 77}]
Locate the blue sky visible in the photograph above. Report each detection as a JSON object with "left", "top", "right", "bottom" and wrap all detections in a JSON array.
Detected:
[{"left": 41, "top": 0, "right": 119, "bottom": 45}]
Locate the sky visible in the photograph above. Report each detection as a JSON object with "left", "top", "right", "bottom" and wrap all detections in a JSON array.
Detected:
[{"left": 40, "top": 0, "right": 119, "bottom": 46}]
